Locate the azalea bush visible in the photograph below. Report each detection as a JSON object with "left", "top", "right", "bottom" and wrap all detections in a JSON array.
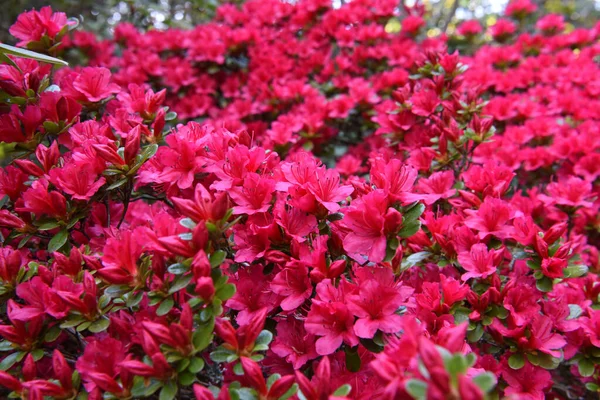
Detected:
[{"left": 1, "top": 0, "right": 600, "bottom": 399}]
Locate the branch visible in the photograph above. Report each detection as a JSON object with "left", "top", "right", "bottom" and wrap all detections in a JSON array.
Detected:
[{"left": 441, "top": 0, "right": 461, "bottom": 33}]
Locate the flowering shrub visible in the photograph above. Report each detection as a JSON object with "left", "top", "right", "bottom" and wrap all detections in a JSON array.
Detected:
[{"left": 1, "top": 1, "right": 600, "bottom": 399}]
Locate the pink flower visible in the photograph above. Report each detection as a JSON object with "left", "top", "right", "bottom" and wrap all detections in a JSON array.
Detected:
[
  {"left": 306, "top": 168, "right": 354, "bottom": 213},
  {"left": 464, "top": 197, "right": 514, "bottom": 240},
  {"left": 271, "top": 317, "right": 318, "bottom": 369},
  {"left": 580, "top": 309, "right": 600, "bottom": 348},
  {"left": 457, "top": 20, "right": 483, "bottom": 37},
  {"left": 305, "top": 280, "right": 358, "bottom": 355},
  {"left": 536, "top": 14, "right": 565, "bottom": 34},
  {"left": 0, "top": 105, "right": 43, "bottom": 143},
  {"left": 347, "top": 269, "right": 406, "bottom": 338},
  {"left": 229, "top": 173, "right": 276, "bottom": 215},
  {"left": 502, "top": 361, "right": 551, "bottom": 400},
  {"left": 17, "top": 179, "right": 67, "bottom": 218},
  {"left": 505, "top": 0, "right": 537, "bottom": 18},
  {"left": 503, "top": 283, "right": 541, "bottom": 327},
  {"left": 521, "top": 315, "right": 566, "bottom": 358},
  {"left": 457, "top": 243, "right": 503, "bottom": 281},
  {"left": 49, "top": 163, "right": 106, "bottom": 201},
  {"left": 72, "top": 67, "right": 121, "bottom": 103},
  {"left": 402, "top": 15, "right": 425, "bottom": 35},
  {"left": 411, "top": 90, "right": 440, "bottom": 117},
  {"left": 342, "top": 190, "right": 403, "bottom": 263},
  {"left": 9, "top": 6, "right": 71, "bottom": 47},
  {"left": 400, "top": 170, "right": 455, "bottom": 205},
  {"left": 270, "top": 262, "right": 312, "bottom": 311},
  {"left": 370, "top": 158, "right": 417, "bottom": 203},
  {"left": 99, "top": 231, "right": 144, "bottom": 285},
  {"left": 539, "top": 177, "right": 594, "bottom": 208},
  {"left": 227, "top": 264, "right": 279, "bottom": 325}
]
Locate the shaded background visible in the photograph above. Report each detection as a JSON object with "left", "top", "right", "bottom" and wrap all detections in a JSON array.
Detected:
[{"left": 1, "top": 0, "right": 600, "bottom": 43}]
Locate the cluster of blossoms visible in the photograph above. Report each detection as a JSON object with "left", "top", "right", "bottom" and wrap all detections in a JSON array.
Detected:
[{"left": 1, "top": 0, "right": 600, "bottom": 399}]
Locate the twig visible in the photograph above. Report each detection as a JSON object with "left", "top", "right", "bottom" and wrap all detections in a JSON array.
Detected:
[{"left": 441, "top": 0, "right": 461, "bottom": 33}]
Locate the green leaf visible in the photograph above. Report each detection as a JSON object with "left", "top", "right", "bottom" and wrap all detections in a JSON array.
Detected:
[
  {"left": 405, "top": 379, "right": 427, "bottom": 400},
  {"left": 0, "top": 341, "right": 14, "bottom": 352},
  {"left": 585, "top": 382, "right": 599, "bottom": 391},
  {"left": 358, "top": 337, "right": 384, "bottom": 353},
  {"left": 568, "top": 304, "right": 583, "bottom": 320},
  {"left": 177, "top": 358, "right": 190, "bottom": 373},
  {"left": 465, "top": 353, "right": 476, "bottom": 368},
  {"left": 48, "top": 229, "right": 69, "bottom": 253},
  {"left": 106, "top": 178, "right": 128, "bottom": 191},
  {"left": 88, "top": 318, "right": 110, "bottom": 333},
  {"left": 193, "top": 318, "right": 215, "bottom": 351},
  {"left": 0, "top": 52, "right": 21, "bottom": 70},
  {"left": 526, "top": 352, "right": 540, "bottom": 366},
  {"left": 564, "top": 264, "right": 588, "bottom": 278},
  {"left": 188, "top": 357, "right": 205, "bottom": 373},
  {"left": 44, "top": 326, "right": 62, "bottom": 342},
  {"left": 508, "top": 353, "right": 525, "bottom": 370},
  {"left": 332, "top": 384, "right": 352, "bottom": 397},
  {"left": 179, "top": 233, "right": 193, "bottom": 241},
  {"left": 494, "top": 305, "right": 509, "bottom": 319},
  {"left": 37, "top": 221, "right": 60, "bottom": 231},
  {"left": 403, "top": 202, "right": 425, "bottom": 223},
  {"left": 535, "top": 276, "right": 553, "bottom": 293},
  {"left": 466, "top": 324, "right": 484, "bottom": 342},
  {"left": 30, "top": 348, "right": 44, "bottom": 361},
  {"left": 130, "top": 378, "right": 161, "bottom": 397},
  {"left": 98, "top": 294, "right": 111, "bottom": 309},
  {"left": 255, "top": 330, "right": 273, "bottom": 346},
  {"left": 125, "top": 291, "right": 144, "bottom": 308},
  {"left": 76, "top": 321, "right": 92, "bottom": 332},
  {"left": 279, "top": 383, "right": 298, "bottom": 400},
  {"left": 60, "top": 316, "right": 85, "bottom": 329},
  {"left": 398, "top": 220, "right": 421, "bottom": 238},
  {"left": 156, "top": 298, "right": 174, "bottom": 316},
  {"left": 267, "top": 374, "right": 281, "bottom": 390},
  {"left": 578, "top": 359, "right": 595, "bottom": 377},
  {"left": 159, "top": 380, "right": 178, "bottom": 400},
  {"left": 401, "top": 251, "right": 431, "bottom": 271},
  {"left": 142, "top": 144, "right": 159, "bottom": 160},
  {"left": 453, "top": 307, "right": 471, "bottom": 324},
  {"left": 210, "top": 250, "right": 227, "bottom": 268},
  {"left": 233, "top": 361, "right": 244, "bottom": 375},
  {"left": 327, "top": 213, "right": 344, "bottom": 222},
  {"left": 166, "top": 354, "right": 183, "bottom": 363},
  {"left": 216, "top": 283, "right": 236, "bottom": 301},
  {"left": 169, "top": 274, "right": 192, "bottom": 294},
  {"left": 167, "top": 263, "right": 188, "bottom": 275},
  {"left": 472, "top": 372, "right": 496, "bottom": 393},
  {"left": 178, "top": 371, "right": 195, "bottom": 386},
  {"left": 0, "top": 352, "right": 21, "bottom": 371},
  {"left": 0, "top": 43, "right": 68, "bottom": 66},
  {"left": 179, "top": 218, "right": 196, "bottom": 229},
  {"left": 345, "top": 346, "right": 361, "bottom": 372},
  {"left": 104, "top": 284, "right": 130, "bottom": 297},
  {"left": 445, "top": 354, "right": 468, "bottom": 376},
  {"left": 210, "top": 348, "right": 237, "bottom": 363},
  {"left": 17, "top": 234, "right": 33, "bottom": 249},
  {"left": 45, "top": 84, "right": 60, "bottom": 93},
  {"left": 536, "top": 353, "right": 560, "bottom": 370},
  {"left": 230, "top": 387, "right": 255, "bottom": 400}
]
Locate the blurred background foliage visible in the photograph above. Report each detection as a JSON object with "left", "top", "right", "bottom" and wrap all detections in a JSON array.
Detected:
[{"left": 1, "top": 0, "right": 599, "bottom": 44}]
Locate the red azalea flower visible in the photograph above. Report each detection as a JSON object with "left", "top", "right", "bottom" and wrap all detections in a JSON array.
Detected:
[
  {"left": 457, "top": 243, "right": 503, "bottom": 281},
  {"left": 9, "top": 6, "right": 71, "bottom": 47}
]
